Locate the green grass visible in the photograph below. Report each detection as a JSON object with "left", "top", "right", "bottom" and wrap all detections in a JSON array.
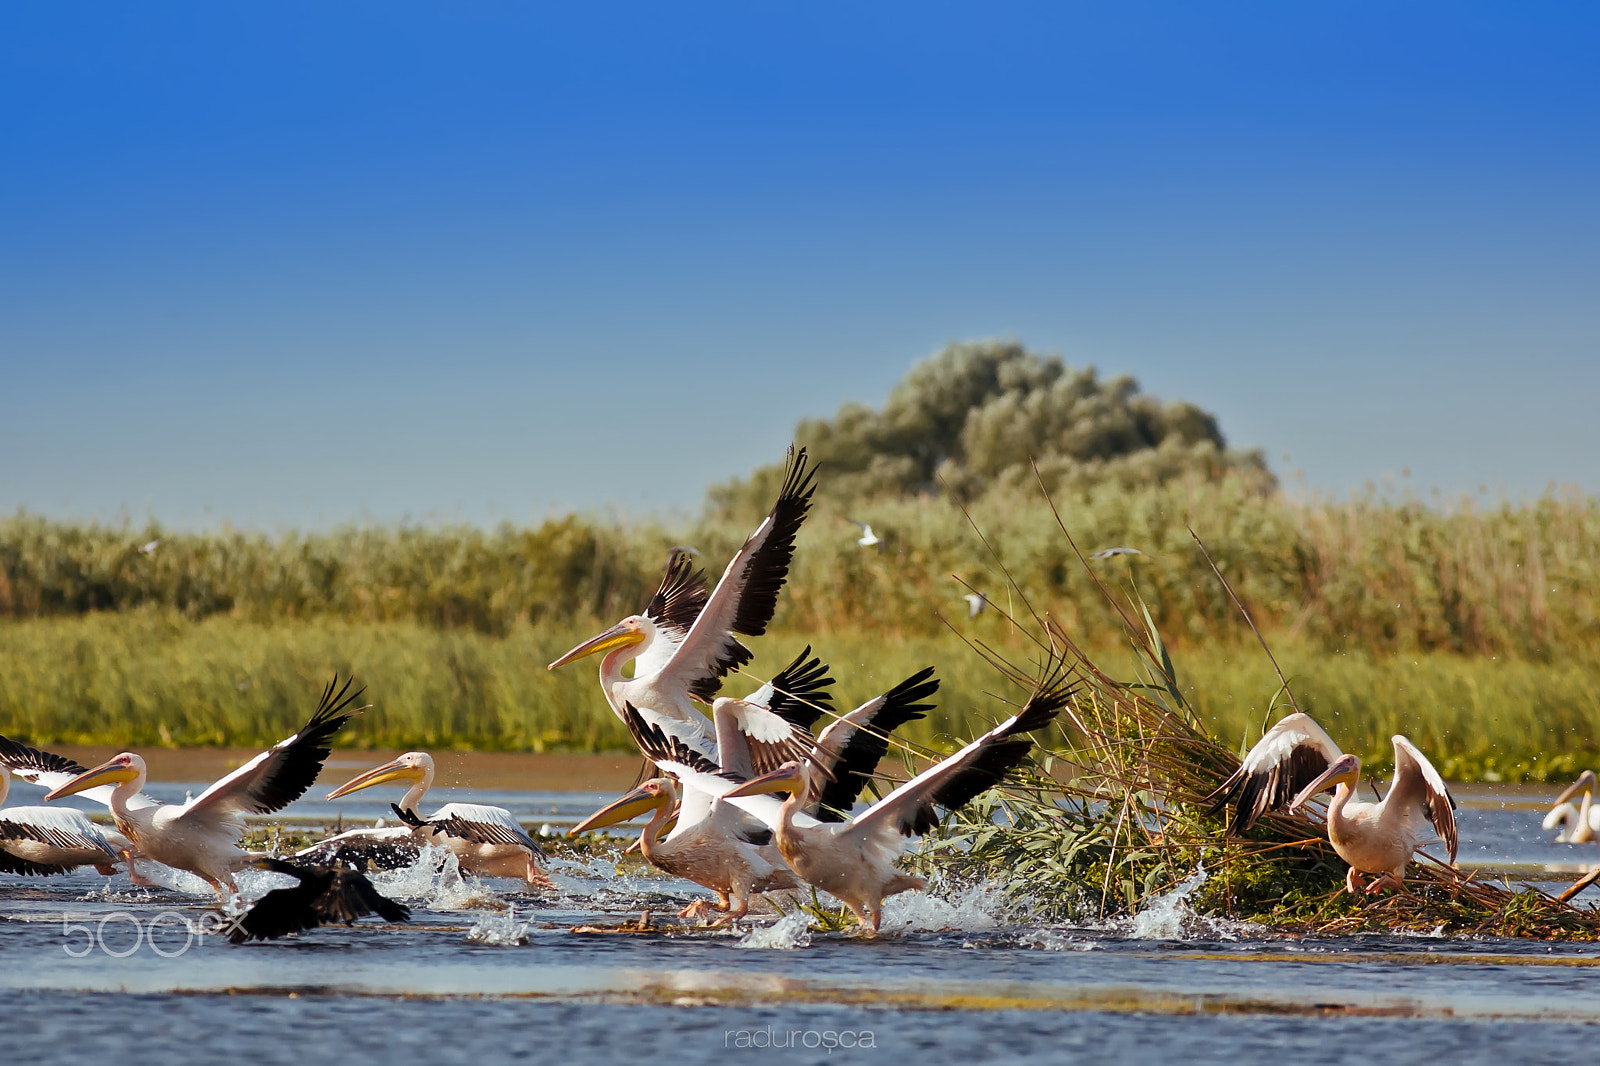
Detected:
[{"left": 3, "top": 611, "right": 1598, "bottom": 780}]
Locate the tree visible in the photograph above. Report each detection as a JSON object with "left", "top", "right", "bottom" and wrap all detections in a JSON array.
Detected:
[{"left": 708, "top": 340, "right": 1272, "bottom": 517}]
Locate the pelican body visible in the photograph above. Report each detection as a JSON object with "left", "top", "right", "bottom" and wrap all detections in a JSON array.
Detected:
[
  {"left": 1545, "top": 771, "right": 1600, "bottom": 843},
  {"left": 44, "top": 677, "right": 365, "bottom": 899},
  {"left": 1209, "top": 712, "right": 1459, "bottom": 894},
  {"left": 573, "top": 775, "right": 796, "bottom": 922},
  {"left": 0, "top": 736, "right": 129, "bottom": 877},
  {"left": 324, "top": 751, "right": 551, "bottom": 888}
]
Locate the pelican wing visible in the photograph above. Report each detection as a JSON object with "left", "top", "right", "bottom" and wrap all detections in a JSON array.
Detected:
[
  {"left": 183, "top": 677, "right": 364, "bottom": 822},
  {"left": 0, "top": 734, "right": 139, "bottom": 809},
  {"left": 620, "top": 702, "right": 818, "bottom": 830},
  {"left": 228, "top": 858, "right": 409, "bottom": 942},
  {"left": 656, "top": 447, "right": 816, "bottom": 702},
  {"left": 632, "top": 550, "right": 711, "bottom": 679},
  {"left": 809, "top": 668, "right": 939, "bottom": 822},
  {"left": 853, "top": 676, "right": 1069, "bottom": 839},
  {"left": 0, "top": 806, "right": 119, "bottom": 864},
  {"left": 743, "top": 646, "right": 837, "bottom": 733},
  {"left": 713, "top": 699, "right": 817, "bottom": 778},
  {"left": 428, "top": 802, "right": 547, "bottom": 858},
  {"left": 1386, "top": 735, "right": 1459, "bottom": 862},
  {"left": 1206, "top": 712, "right": 1344, "bottom": 834}
]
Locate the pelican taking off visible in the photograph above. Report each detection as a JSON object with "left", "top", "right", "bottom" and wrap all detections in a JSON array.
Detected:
[
  {"left": 548, "top": 447, "right": 817, "bottom": 762},
  {"left": 1545, "top": 771, "right": 1600, "bottom": 843},
  {"left": 660, "top": 668, "right": 1070, "bottom": 932},
  {"left": 1208, "top": 712, "right": 1458, "bottom": 893},
  {"left": 323, "top": 751, "right": 552, "bottom": 887},
  {"left": 0, "top": 736, "right": 130, "bottom": 877},
  {"left": 45, "top": 677, "right": 366, "bottom": 900}
]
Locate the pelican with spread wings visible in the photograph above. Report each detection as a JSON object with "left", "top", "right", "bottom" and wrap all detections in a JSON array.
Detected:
[
  {"left": 1207, "top": 712, "right": 1458, "bottom": 893},
  {"left": 0, "top": 736, "right": 131, "bottom": 877},
  {"left": 547, "top": 447, "right": 817, "bottom": 767},
  {"left": 44, "top": 677, "right": 365, "bottom": 900}
]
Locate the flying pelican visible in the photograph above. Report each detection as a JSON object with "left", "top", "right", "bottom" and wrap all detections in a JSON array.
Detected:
[
  {"left": 1207, "top": 712, "right": 1459, "bottom": 893},
  {"left": 1544, "top": 771, "right": 1600, "bottom": 843},
  {"left": 963, "top": 592, "right": 988, "bottom": 618},
  {"left": 548, "top": 447, "right": 817, "bottom": 763},
  {"left": 650, "top": 670, "right": 1068, "bottom": 933},
  {"left": 226, "top": 857, "right": 410, "bottom": 943},
  {"left": 0, "top": 736, "right": 129, "bottom": 877},
  {"left": 846, "top": 519, "right": 880, "bottom": 549},
  {"left": 322, "top": 751, "right": 553, "bottom": 888},
  {"left": 574, "top": 666, "right": 938, "bottom": 922},
  {"left": 45, "top": 677, "right": 365, "bottom": 900}
]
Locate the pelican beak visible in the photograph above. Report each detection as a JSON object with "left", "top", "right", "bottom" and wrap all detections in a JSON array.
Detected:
[
  {"left": 1554, "top": 770, "right": 1598, "bottom": 806},
  {"left": 547, "top": 622, "right": 646, "bottom": 670},
  {"left": 724, "top": 765, "right": 805, "bottom": 798},
  {"left": 568, "top": 785, "right": 664, "bottom": 835},
  {"left": 326, "top": 759, "right": 417, "bottom": 800},
  {"left": 1289, "top": 754, "right": 1361, "bottom": 811},
  {"left": 44, "top": 758, "right": 139, "bottom": 801}
]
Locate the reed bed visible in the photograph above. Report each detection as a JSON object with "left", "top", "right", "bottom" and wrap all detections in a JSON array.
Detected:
[{"left": 917, "top": 498, "right": 1600, "bottom": 937}]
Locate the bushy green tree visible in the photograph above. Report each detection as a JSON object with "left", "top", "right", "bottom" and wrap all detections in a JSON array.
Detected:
[{"left": 708, "top": 340, "right": 1272, "bottom": 518}]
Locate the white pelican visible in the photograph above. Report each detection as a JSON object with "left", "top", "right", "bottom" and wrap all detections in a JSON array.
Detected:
[
  {"left": 226, "top": 857, "right": 410, "bottom": 943},
  {"left": 323, "top": 751, "right": 553, "bottom": 888},
  {"left": 653, "top": 671, "right": 1068, "bottom": 933},
  {"left": 45, "top": 677, "right": 366, "bottom": 900},
  {"left": 549, "top": 447, "right": 817, "bottom": 764},
  {"left": 1208, "top": 712, "right": 1459, "bottom": 893},
  {"left": 1545, "top": 771, "right": 1600, "bottom": 843},
  {"left": 846, "top": 519, "right": 880, "bottom": 549},
  {"left": 0, "top": 736, "right": 130, "bottom": 877},
  {"left": 574, "top": 666, "right": 939, "bottom": 922}
]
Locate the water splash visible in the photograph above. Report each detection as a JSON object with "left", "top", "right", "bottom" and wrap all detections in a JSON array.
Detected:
[
  {"left": 369, "top": 846, "right": 499, "bottom": 911},
  {"left": 738, "top": 912, "right": 812, "bottom": 950},
  {"left": 1126, "top": 864, "right": 1210, "bottom": 939},
  {"left": 466, "top": 905, "right": 531, "bottom": 946},
  {"left": 879, "top": 884, "right": 1005, "bottom": 933}
]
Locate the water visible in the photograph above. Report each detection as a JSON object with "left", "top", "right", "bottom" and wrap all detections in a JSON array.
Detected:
[{"left": 7, "top": 775, "right": 1600, "bottom": 1064}]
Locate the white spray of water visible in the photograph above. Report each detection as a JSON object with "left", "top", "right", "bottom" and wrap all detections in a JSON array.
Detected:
[
  {"left": 369, "top": 845, "right": 500, "bottom": 911},
  {"left": 1126, "top": 864, "right": 1210, "bottom": 939},
  {"left": 737, "top": 912, "right": 812, "bottom": 950},
  {"left": 878, "top": 884, "right": 1006, "bottom": 933},
  {"left": 466, "top": 905, "right": 531, "bottom": 946}
]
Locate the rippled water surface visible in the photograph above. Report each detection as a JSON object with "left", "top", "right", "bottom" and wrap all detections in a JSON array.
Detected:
[{"left": 9, "top": 769, "right": 1600, "bottom": 1064}]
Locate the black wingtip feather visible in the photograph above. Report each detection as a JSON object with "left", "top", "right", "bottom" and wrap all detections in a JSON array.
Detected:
[
  {"left": 0, "top": 734, "right": 89, "bottom": 777},
  {"left": 765, "top": 645, "right": 837, "bottom": 731},
  {"left": 645, "top": 549, "right": 710, "bottom": 634},
  {"left": 727, "top": 446, "right": 816, "bottom": 639},
  {"left": 619, "top": 702, "right": 727, "bottom": 779}
]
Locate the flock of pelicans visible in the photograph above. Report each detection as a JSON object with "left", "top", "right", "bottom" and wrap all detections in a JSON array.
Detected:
[{"left": 1, "top": 447, "right": 1597, "bottom": 942}]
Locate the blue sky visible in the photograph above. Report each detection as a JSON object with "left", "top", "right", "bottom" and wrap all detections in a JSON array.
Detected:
[{"left": 3, "top": 3, "right": 1596, "bottom": 528}]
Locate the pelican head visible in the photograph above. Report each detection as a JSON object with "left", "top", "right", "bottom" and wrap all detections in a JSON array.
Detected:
[
  {"left": 568, "top": 778, "right": 677, "bottom": 836},
  {"left": 1553, "top": 770, "right": 1598, "bottom": 807},
  {"left": 547, "top": 616, "right": 652, "bottom": 670},
  {"left": 723, "top": 761, "right": 809, "bottom": 800},
  {"left": 44, "top": 752, "right": 145, "bottom": 801},
  {"left": 326, "top": 751, "right": 433, "bottom": 800},
  {"left": 1289, "top": 753, "right": 1362, "bottom": 811}
]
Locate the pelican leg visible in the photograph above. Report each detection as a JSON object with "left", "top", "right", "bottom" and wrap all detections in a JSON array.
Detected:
[
  {"left": 710, "top": 891, "right": 751, "bottom": 928},
  {"left": 127, "top": 853, "right": 158, "bottom": 887},
  {"left": 1365, "top": 872, "right": 1405, "bottom": 894},
  {"left": 679, "top": 898, "right": 724, "bottom": 920},
  {"left": 525, "top": 854, "right": 556, "bottom": 890},
  {"left": 1344, "top": 867, "right": 1365, "bottom": 894}
]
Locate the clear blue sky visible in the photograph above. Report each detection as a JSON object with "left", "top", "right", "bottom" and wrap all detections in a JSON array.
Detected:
[{"left": 3, "top": 3, "right": 1596, "bottom": 529}]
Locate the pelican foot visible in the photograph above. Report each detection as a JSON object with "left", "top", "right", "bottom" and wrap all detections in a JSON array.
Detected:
[
  {"left": 1364, "top": 874, "right": 1405, "bottom": 895},
  {"left": 678, "top": 900, "right": 724, "bottom": 921},
  {"left": 1344, "top": 868, "right": 1365, "bottom": 894}
]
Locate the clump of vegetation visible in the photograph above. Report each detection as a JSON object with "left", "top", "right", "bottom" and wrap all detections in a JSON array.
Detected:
[{"left": 919, "top": 494, "right": 1600, "bottom": 938}]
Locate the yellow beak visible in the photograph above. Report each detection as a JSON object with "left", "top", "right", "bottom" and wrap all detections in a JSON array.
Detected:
[
  {"left": 44, "top": 759, "right": 140, "bottom": 801},
  {"left": 723, "top": 765, "right": 805, "bottom": 799},
  {"left": 1289, "top": 755, "right": 1361, "bottom": 811},
  {"left": 569, "top": 785, "right": 668, "bottom": 835},
  {"left": 326, "top": 759, "right": 418, "bottom": 800},
  {"left": 547, "top": 622, "right": 645, "bottom": 670}
]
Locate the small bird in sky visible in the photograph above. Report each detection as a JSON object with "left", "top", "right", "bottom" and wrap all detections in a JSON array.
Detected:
[
  {"left": 138, "top": 539, "right": 161, "bottom": 556},
  {"left": 846, "top": 519, "right": 881, "bottom": 550},
  {"left": 668, "top": 545, "right": 701, "bottom": 557},
  {"left": 963, "top": 592, "right": 988, "bottom": 618},
  {"left": 1090, "top": 546, "right": 1143, "bottom": 560}
]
